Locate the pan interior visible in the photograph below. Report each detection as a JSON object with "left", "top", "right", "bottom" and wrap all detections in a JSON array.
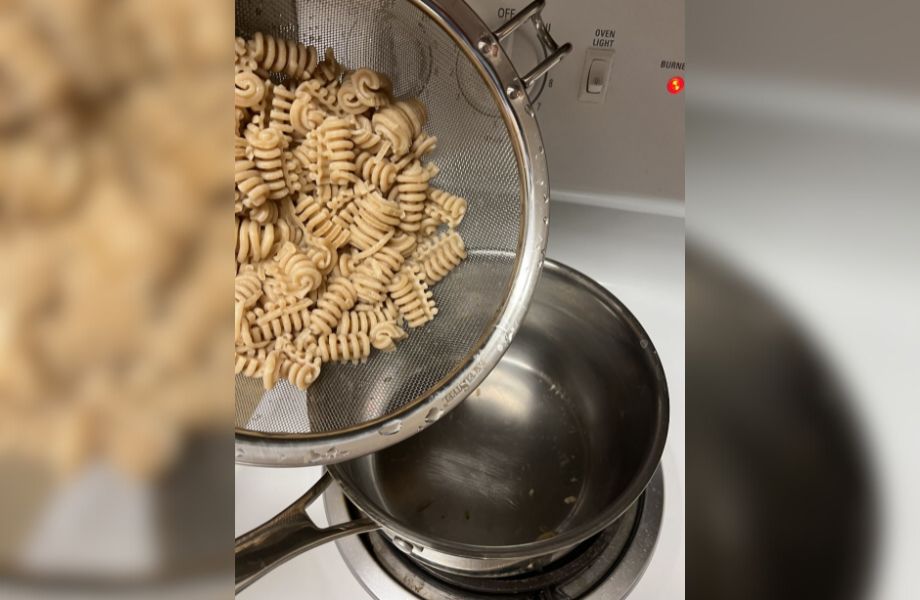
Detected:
[{"left": 332, "top": 262, "right": 667, "bottom": 551}]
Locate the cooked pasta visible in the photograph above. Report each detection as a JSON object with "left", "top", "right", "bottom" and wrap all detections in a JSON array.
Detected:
[
  {"left": 261, "top": 351, "right": 283, "bottom": 390},
  {"left": 317, "top": 117, "right": 357, "bottom": 184},
  {"left": 351, "top": 258, "right": 392, "bottom": 305},
  {"left": 235, "top": 270, "right": 264, "bottom": 341},
  {"left": 235, "top": 351, "right": 266, "bottom": 378},
  {"left": 356, "top": 147, "right": 399, "bottom": 193},
  {"left": 302, "top": 235, "right": 336, "bottom": 274},
  {"left": 389, "top": 231, "right": 419, "bottom": 258},
  {"left": 274, "top": 241, "right": 323, "bottom": 295},
  {"left": 235, "top": 157, "right": 271, "bottom": 208},
  {"left": 235, "top": 70, "right": 266, "bottom": 108},
  {"left": 369, "top": 321, "right": 407, "bottom": 351},
  {"left": 372, "top": 99, "right": 428, "bottom": 157},
  {"left": 325, "top": 185, "right": 355, "bottom": 215},
  {"left": 427, "top": 188, "right": 467, "bottom": 228},
  {"left": 351, "top": 115, "right": 384, "bottom": 152},
  {"left": 246, "top": 126, "right": 289, "bottom": 200},
  {"left": 309, "top": 276, "right": 358, "bottom": 336},
  {"left": 284, "top": 355, "right": 323, "bottom": 390},
  {"left": 389, "top": 265, "right": 438, "bottom": 328},
  {"left": 396, "top": 161, "right": 435, "bottom": 233},
  {"left": 295, "top": 78, "right": 338, "bottom": 115},
  {"left": 249, "top": 198, "right": 280, "bottom": 224},
  {"left": 411, "top": 132, "right": 438, "bottom": 160},
  {"left": 270, "top": 83, "right": 296, "bottom": 138},
  {"left": 414, "top": 230, "right": 468, "bottom": 285},
  {"left": 337, "top": 302, "right": 397, "bottom": 336},
  {"left": 247, "top": 298, "right": 314, "bottom": 344},
  {"left": 293, "top": 193, "right": 350, "bottom": 248},
  {"left": 349, "top": 187, "right": 402, "bottom": 253},
  {"left": 337, "top": 80, "right": 368, "bottom": 115},
  {"left": 312, "top": 332, "right": 372, "bottom": 364},
  {"left": 251, "top": 32, "right": 317, "bottom": 80},
  {"left": 349, "top": 68, "right": 393, "bottom": 109},
  {"left": 316, "top": 48, "right": 344, "bottom": 85},
  {"left": 235, "top": 32, "right": 470, "bottom": 392},
  {"left": 236, "top": 218, "right": 277, "bottom": 262}
]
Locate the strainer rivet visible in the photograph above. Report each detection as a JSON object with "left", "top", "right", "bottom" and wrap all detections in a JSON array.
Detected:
[
  {"left": 507, "top": 84, "right": 524, "bottom": 100},
  {"left": 477, "top": 37, "right": 499, "bottom": 57},
  {"left": 393, "top": 537, "right": 414, "bottom": 553}
]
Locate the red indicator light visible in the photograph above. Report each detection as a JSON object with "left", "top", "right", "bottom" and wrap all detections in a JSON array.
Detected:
[{"left": 667, "top": 76, "right": 684, "bottom": 95}]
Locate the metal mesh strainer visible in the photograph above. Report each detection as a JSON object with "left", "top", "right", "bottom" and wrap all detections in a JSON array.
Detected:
[{"left": 235, "top": 0, "right": 570, "bottom": 466}]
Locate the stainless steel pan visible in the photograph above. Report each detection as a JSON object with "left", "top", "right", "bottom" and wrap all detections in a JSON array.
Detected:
[{"left": 236, "top": 259, "right": 669, "bottom": 592}]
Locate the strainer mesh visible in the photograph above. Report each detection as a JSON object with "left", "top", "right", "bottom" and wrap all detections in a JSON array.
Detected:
[{"left": 236, "top": 0, "right": 523, "bottom": 436}]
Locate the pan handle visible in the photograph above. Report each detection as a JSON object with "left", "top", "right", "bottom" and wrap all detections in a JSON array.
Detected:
[
  {"left": 490, "top": 0, "right": 572, "bottom": 98},
  {"left": 235, "top": 471, "right": 378, "bottom": 593}
]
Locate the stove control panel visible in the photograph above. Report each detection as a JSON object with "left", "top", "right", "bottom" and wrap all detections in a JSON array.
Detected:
[{"left": 465, "top": 0, "right": 684, "bottom": 207}]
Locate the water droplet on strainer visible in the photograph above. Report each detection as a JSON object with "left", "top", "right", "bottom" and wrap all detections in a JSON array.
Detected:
[
  {"left": 425, "top": 407, "right": 444, "bottom": 424},
  {"left": 542, "top": 216, "right": 549, "bottom": 225},
  {"left": 640, "top": 339, "right": 649, "bottom": 349},
  {"left": 379, "top": 421, "right": 402, "bottom": 436},
  {"left": 543, "top": 193, "right": 549, "bottom": 204},
  {"left": 235, "top": 447, "right": 245, "bottom": 459}
]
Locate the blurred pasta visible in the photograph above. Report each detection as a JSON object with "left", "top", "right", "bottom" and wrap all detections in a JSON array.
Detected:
[{"left": 0, "top": 0, "right": 231, "bottom": 478}]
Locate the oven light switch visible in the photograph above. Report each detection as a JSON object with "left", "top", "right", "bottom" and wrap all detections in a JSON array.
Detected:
[
  {"left": 586, "top": 59, "right": 607, "bottom": 93},
  {"left": 579, "top": 49, "right": 614, "bottom": 103}
]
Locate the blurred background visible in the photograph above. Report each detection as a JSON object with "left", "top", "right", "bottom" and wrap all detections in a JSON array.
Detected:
[
  {"left": 687, "top": 0, "right": 919, "bottom": 599},
  {"left": 0, "top": 0, "right": 232, "bottom": 597}
]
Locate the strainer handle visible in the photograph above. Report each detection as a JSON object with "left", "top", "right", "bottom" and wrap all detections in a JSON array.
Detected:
[
  {"left": 235, "top": 471, "right": 378, "bottom": 593},
  {"left": 493, "top": 0, "right": 572, "bottom": 92}
]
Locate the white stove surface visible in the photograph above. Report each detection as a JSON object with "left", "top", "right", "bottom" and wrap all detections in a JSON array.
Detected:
[{"left": 235, "top": 199, "right": 685, "bottom": 599}]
